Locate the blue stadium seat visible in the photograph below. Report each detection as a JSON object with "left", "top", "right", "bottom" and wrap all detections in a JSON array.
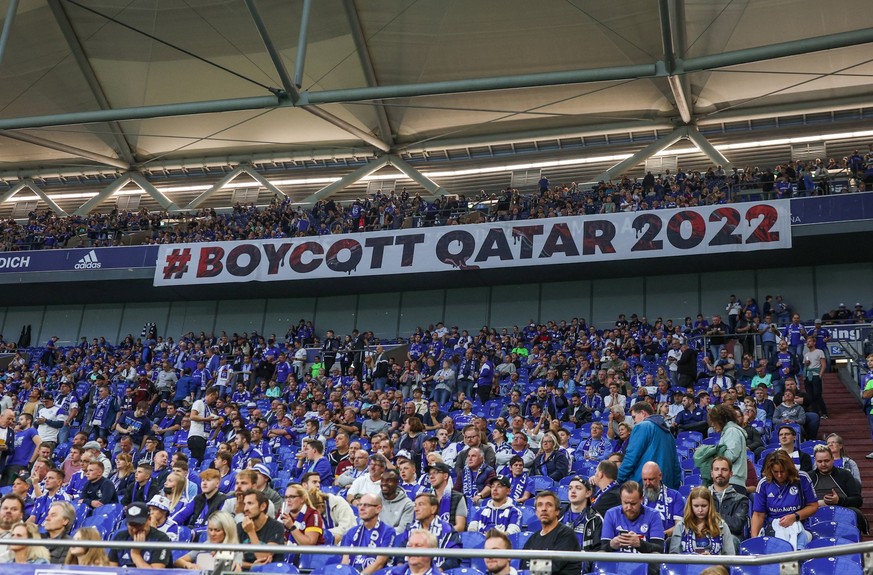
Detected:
[
  {"left": 738, "top": 536, "right": 793, "bottom": 555},
  {"left": 299, "top": 551, "right": 341, "bottom": 571},
  {"left": 806, "top": 537, "right": 860, "bottom": 564},
  {"left": 445, "top": 569, "right": 486, "bottom": 575},
  {"left": 592, "top": 561, "right": 648, "bottom": 575},
  {"left": 508, "top": 531, "right": 533, "bottom": 550},
  {"left": 801, "top": 557, "right": 862, "bottom": 575},
  {"left": 661, "top": 565, "right": 713, "bottom": 575},
  {"left": 252, "top": 563, "right": 300, "bottom": 574},
  {"left": 809, "top": 505, "right": 857, "bottom": 528},
  {"left": 807, "top": 521, "right": 860, "bottom": 542},
  {"left": 520, "top": 506, "right": 537, "bottom": 529},
  {"left": 458, "top": 531, "right": 485, "bottom": 550},
  {"left": 529, "top": 476, "right": 556, "bottom": 492},
  {"left": 80, "top": 514, "right": 114, "bottom": 538}
]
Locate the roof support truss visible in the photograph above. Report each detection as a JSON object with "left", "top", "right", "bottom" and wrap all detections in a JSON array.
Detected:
[
  {"left": 128, "top": 172, "right": 179, "bottom": 211},
  {"left": 0, "top": 130, "right": 129, "bottom": 170},
  {"left": 243, "top": 0, "right": 389, "bottom": 152},
  {"left": 0, "top": 0, "right": 19, "bottom": 67},
  {"left": 659, "top": 0, "right": 692, "bottom": 124},
  {"left": 685, "top": 127, "right": 733, "bottom": 170},
  {"left": 385, "top": 155, "right": 445, "bottom": 197},
  {"left": 294, "top": 0, "right": 313, "bottom": 89},
  {"left": 594, "top": 128, "right": 687, "bottom": 182},
  {"left": 343, "top": 0, "right": 394, "bottom": 147},
  {"left": 23, "top": 179, "right": 68, "bottom": 216},
  {"left": 74, "top": 174, "right": 132, "bottom": 216},
  {"left": 47, "top": 0, "right": 136, "bottom": 165},
  {"left": 183, "top": 165, "right": 248, "bottom": 210},
  {"left": 299, "top": 155, "right": 390, "bottom": 205}
]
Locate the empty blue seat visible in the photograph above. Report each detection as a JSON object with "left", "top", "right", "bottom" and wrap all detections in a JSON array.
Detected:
[
  {"left": 458, "top": 531, "right": 485, "bottom": 550},
  {"left": 809, "top": 505, "right": 857, "bottom": 528},
  {"left": 738, "top": 536, "right": 793, "bottom": 555},
  {"left": 801, "top": 557, "right": 862, "bottom": 575},
  {"left": 807, "top": 520, "right": 860, "bottom": 542},
  {"left": 252, "top": 563, "right": 299, "bottom": 574},
  {"left": 661, "top": 564, "right": 713, "bottom": 575},
  {"left": 445, "top": 569, "right": 486, "bottom": 575},
  {"left": 593, "top": 561, "right": 648, "bottom": 575},
  {"left": 508, "top": 531, "right": 533, "bottom": 550}
]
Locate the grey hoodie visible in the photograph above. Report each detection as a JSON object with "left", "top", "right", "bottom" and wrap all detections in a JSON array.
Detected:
[{"left": 379, "top": 489, "right": 414, "bottom": 532}]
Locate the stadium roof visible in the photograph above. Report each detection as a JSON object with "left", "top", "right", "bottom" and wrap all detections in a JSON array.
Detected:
[{"left": 0, "top": 0, "right": 872, "bottom": 209}]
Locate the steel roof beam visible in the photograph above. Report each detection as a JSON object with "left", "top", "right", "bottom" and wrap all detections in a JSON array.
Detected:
[
  {"left": 74, "top": 173, "right": 133, "bottom": 216},
  {"left": 0, "top": 0, "right": 20, "bottom": 66},
  {"left": 343, "top": 0, "right": 394, "bottom": 147},
  {"left": 0, "top": 131, "right": 129, "bottom": 170},
  {"left": 385, "top": 155, "right": 445, "bottom": 197},
  {"left": 0, "top": 181, "right": 27, "bottom": 204},
  {"left": 593, "top": 128, "right": 687, "bottom": 182},
  {"left": 298, "top": 155, "right": 389, "bottom": 205},
  {"left": 23, "top": 179, "right": 68, "bottom": 216},
  {"left": 128, "top": 172, "right": 179, "bottom": 211},
  {"left": 183, "top": 165, "right": 248, "bottom": 210},
  {"left": 659, "top": 0, "right": 692, "bottom": 124},
  {"left": 47, "top": 0, "right": 136, "bottom": 165},
  {"left": 294, "top": 0, "right": 313, "bottom": 89},
  {"left": 243, "top": 0, "right": 389, "bottom": 152},
  {"left": 685, "top": 127, "right": 732, "bottom": 170},
  {"left": 240, "top": 165, "right": 288, "bottom": 198}
]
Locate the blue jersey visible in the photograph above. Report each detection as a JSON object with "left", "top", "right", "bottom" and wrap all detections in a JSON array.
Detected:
[
  {"left": 644, "top": 486, "right": 685, "bottom": 532},
  {"left": 601, "top": 506, "right": 665, "bottom": 553},
  {"left": 10, "top": 427, "right": 38, "bottom": 466},
  {"left": 469, "top": 501, "right": 522, "bottom": 534},
  {"left": 580, "top": 437, "right": 613, "bottom": 461},
  {"left": 341, "top": 520, "right": 396, "bottom": 571},
  {"left": 753, "top": 473, "right": 816, "bottom": 519},
  {"left": 30, "top": 490, "right": 70, "bottom": 523}
]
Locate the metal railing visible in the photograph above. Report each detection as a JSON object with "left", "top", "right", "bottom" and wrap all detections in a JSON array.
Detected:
[{"left": 14, "top": 537, "right": 873, "bottom": 574}]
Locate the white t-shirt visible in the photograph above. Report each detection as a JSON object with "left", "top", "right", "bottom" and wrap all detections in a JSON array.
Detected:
[
  {"left": 189, "top": 399, "right": 210, "bottom": 438},
  {"left": 36, "top": 405, "right": 64, "bottom": 443}
]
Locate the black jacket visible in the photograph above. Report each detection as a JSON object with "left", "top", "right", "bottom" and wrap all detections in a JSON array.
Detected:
[
  {"left": 710, "top": 485, "right": 749, "bottom": 538},
  {"left": 810, "top": 467, "right": 862, "bottom": 509}
]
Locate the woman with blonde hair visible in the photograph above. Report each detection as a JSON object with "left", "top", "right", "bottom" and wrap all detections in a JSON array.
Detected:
[
  {"left": 111, "top": 452, "right": 135, "bottom": 494},
  {"left": 531, "top": 432, "right": 569, "bottom": 482},
  {"left": 163, "top": 472, "right": 189, "bottom": 515},
  {"left": 6, "top": 522, "right": 51, "bottom": 564},
  {"left": 669, "top": 487, "right": 735, "bottom": 555},
  {"left": 175, "top": 511, "right": 241, "bottom": 570},
  {"left": 826, "top": 433, "right": 861, "bottom": 484},
  {"left": 65, "top": 527, "right": 110, "bottom": 566}
]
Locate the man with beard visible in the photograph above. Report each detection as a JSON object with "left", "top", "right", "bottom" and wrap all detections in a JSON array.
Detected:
[
  {"left": 483, "top": 530, "right": 514, "bottom": 575},
  {"left": 709, "top": 456, "right": 749, "bottom": 544},
  {"left": 601, "top": 482, "right": 665, "bottom": 575},
  {"left": 641, "top": 462, "right": 684, "bottom": 539},
  {"left": 236, "top": 490, "right": 285, "bottom": 569}
]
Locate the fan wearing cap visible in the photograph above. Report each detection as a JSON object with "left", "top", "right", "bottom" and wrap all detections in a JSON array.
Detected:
[
  {"left": 425, "top": 462, "right": 467, "bottom": 532},
  {"left": 560, "top": 476, "right": 603, "bottom": 570},
  {"left": 108, "top": 501, "right": 172, "bottom": 568},
  {"left": 34, "top": 394, "right": 64, "bottom": 450},
  {"left": 252, "top": 463, "right": 283, "bottom": 517},
  {"left": 467, "top": 475, "right": 521, "bottom": 535},
  {"left": 147, "top": 495, "right": 183, "bottom": 542}
]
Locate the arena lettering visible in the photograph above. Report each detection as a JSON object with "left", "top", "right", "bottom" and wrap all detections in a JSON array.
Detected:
[
  {"left": 0, "top": 256, "right": 30, "bottom": 269},
  {"left": 157, "top": 201, "right": 793, "bottom": 286}
]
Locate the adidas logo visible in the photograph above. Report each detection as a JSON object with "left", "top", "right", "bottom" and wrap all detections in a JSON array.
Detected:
[{"left": 74, "top": 250, "right": 102, "bottom": 270}]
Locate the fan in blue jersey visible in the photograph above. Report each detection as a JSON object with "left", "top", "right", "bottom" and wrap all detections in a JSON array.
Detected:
[
  {"left": 468, "top": 476, "right": 522, "bottom": 535},
  {"left": 601, "top": 481, "right": 665, "bottom": 575},
  {"left": 751, "top": 449, "right": 818, "bottom": 550},
  {"left": 342, "top": 493, "right": 396, "bottom": 575},
  {"left": 579, "top": 422, "right": 613, "bottom": 462}
]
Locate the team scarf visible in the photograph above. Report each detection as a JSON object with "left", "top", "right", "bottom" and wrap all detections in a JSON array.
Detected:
[
  {"left": 509, "top": 473, "right": 529, "bottom": 501},
  {"left": 679, "top": 526, "right": 724, "bottom": 555},
  {"left": 592, "top": 481, "right": 619, "bottom": 507},
  {"left": 462, "top": 466, "right": 483, "bottom": 497}
]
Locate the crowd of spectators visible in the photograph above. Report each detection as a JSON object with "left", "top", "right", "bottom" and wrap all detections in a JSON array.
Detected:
[
  {"left": 4, "top": 147, "right": 873, "bottom": 253},
  {"left": 0, "top": 294, "right": 865, "bottom": 571}
]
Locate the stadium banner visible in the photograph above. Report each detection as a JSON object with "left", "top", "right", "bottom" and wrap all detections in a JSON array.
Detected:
[
  {"left": 153, "top": 200, "right": 792, "bottom": 287},
  {"left": 0, "top": 245, "right": 158, "bottom": 274}
]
